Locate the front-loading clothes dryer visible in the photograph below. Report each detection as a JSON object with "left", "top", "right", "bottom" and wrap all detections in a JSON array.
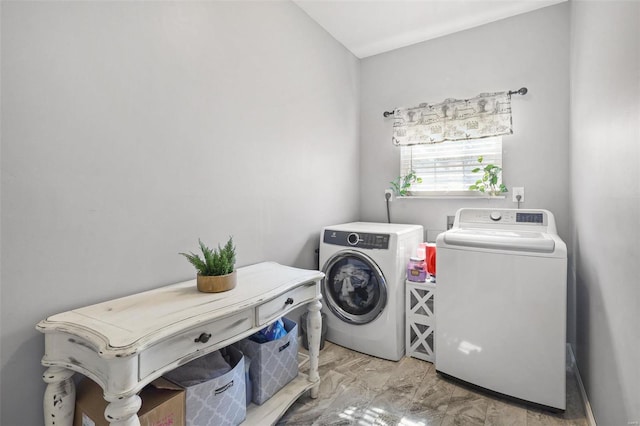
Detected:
[{"left": 319, "top": 222, "right": 423, "bottom": 361}]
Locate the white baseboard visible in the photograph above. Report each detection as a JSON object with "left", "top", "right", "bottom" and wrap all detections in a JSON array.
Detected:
[{"left": 567, "top": 343, "right": 597, "bottom": 426}]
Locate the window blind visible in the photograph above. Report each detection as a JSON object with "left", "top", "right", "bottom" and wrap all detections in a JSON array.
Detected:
[{"left": 400, "top": 137, "right": 503, "bottom": 193}]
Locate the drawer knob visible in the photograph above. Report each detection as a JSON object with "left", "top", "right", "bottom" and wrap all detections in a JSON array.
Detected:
[
  {"left": 195, "top": 333, "right": 211, "bottom": 343},
  {"left": 285, "top": 298, "right": 294, "bottom": 305}
]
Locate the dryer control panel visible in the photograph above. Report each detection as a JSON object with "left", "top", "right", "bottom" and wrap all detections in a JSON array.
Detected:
[{"left": 323, "top": 230, "right": 390, "bottom": 249}]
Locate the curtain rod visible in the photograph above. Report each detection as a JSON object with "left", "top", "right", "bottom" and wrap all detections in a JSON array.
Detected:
[{"left": 382, "top": 87, "right": 528, "bottom": 118}]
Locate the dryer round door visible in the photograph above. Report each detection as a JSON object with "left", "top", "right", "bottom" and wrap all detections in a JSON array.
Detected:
[{"left": 321, "top": 249, "right": 388, "bottom": 325}]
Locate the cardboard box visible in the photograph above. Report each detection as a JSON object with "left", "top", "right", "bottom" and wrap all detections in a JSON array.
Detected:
[
  {"left": 233, "top": 317, "right": 299, "bottom": 405},
  {"left": 163, "top": 347, "right": 246, "bottom": 426},
  {"left": 73, "top": 377, "right": 184, "bottom": 426}
]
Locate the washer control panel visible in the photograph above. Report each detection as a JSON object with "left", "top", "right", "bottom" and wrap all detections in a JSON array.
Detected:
[
  {"left": 458, "top": 209, "right": 548, "bottom": 227},
  {"left": 323, "top": 230, "right": 390, "bottom": 249},
  {"left": 516, "top": 212, "right": 544, "bottom": 224}
]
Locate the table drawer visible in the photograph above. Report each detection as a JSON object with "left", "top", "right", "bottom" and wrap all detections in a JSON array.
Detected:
[
  {"left": 139, "top": 309, "right": 252, "bottom": 379},
  {"left": 256, "top": 282, "right": 317, "bottom": 325}
]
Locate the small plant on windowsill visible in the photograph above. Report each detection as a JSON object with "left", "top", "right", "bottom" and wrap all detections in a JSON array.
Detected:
[
  {"left": 390, "top": 170, "right": 423, "bottom": 196},
  {"left": 469, "top": 156, "right": 508, "bottom": 196},
  {"left": 180, "top": 236, "right": 237, "bottom": 293}
]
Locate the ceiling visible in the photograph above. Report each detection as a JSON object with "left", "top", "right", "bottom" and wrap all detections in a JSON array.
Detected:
[{"left": 293, "top": 0, "right": 566, "bottom": 58}]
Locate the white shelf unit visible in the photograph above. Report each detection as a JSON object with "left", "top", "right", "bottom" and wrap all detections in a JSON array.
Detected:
[{"left": 406, "top": 279, "right": 436, "bottom": 362}]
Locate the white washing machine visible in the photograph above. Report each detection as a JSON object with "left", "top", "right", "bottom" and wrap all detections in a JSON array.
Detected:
[
  {"left": 435, "top": 208, "right": 567, "bottom": 410},
  {"left": 319, "top": 222, "right": 423, "bottom": 361}
]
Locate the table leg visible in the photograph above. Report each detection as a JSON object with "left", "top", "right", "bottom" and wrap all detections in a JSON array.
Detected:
[
  {"left": 306, "top": 299, "right": 322, "bottom": 398},
  {"left": 43, "top": 366, "right": 75, "bottom": 426},
  {"left": 104, "top": 394, "right": 142, "bottom": 426}
]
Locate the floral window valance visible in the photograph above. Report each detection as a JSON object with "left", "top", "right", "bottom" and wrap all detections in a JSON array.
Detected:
[{"left": 392, "top": 91, "right": 513, "bottom": 146}]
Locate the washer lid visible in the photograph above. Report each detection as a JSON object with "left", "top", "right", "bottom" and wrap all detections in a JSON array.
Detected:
[{"left": 443, "top": 228, "right": 556, "bottom": 253}]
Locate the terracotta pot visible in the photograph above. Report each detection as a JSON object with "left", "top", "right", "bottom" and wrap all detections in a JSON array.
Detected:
[{"left": 197, "top": 271, "right": 237, "bottom": 293}]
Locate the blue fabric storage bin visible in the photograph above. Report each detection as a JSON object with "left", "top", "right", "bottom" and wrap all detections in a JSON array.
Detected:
[
  {"left": 233, "top": 318, "right": 299, "bottom": 405},
  {"left": 164, "top": 346, "right": 246, "bottom": 426}
]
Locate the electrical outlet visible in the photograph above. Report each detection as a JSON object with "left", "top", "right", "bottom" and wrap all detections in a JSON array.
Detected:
[
  {"left": 512, "top": 187, "right": 525, "bottom": 203},
  {"left": 385, "top": 188, "right": 394, "bottom": 201}
]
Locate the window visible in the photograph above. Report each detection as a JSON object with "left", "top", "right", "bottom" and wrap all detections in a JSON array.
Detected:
[{"left": 400, "top": 136, "right": 503, "bottom": 195}]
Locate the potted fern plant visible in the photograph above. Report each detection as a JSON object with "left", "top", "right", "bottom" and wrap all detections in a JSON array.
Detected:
[{"left": 180, "top": 236, "right": 237, "bottom": 293}]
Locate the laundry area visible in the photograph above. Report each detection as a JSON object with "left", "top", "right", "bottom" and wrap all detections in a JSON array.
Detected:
[
  {"left": 2, "top": 1, "right": 637, "bottom": 426},
  {"left": 292, "top": 209, "right": 577, "bottom": 425}
]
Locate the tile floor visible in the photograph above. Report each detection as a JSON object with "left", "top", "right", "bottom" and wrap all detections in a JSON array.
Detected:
[{"left": 279, "top": 342, "right": 588, "bottom": 426}]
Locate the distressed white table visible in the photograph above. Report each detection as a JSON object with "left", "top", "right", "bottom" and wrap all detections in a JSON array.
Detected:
[{"left": 37, "top": 262, "right": 324, "bottom": 426}]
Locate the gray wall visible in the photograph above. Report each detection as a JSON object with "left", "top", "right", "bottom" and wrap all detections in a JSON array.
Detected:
[
  {"left": 359, "top": 3, "right": 571, "bottom": 244},
  {"left": 0, "top": 2, "right": 359, "bottom": 424},
  {"left": 570, "top": 2, "right": 640, "bottom": 425},
  {"left": 359, "top": 4, "right": 573, "bottom": 336}
]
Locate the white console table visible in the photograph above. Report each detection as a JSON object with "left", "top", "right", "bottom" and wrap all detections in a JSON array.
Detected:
[{"left": 36, "top": 262, "right": 324, "bottom": 426}]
